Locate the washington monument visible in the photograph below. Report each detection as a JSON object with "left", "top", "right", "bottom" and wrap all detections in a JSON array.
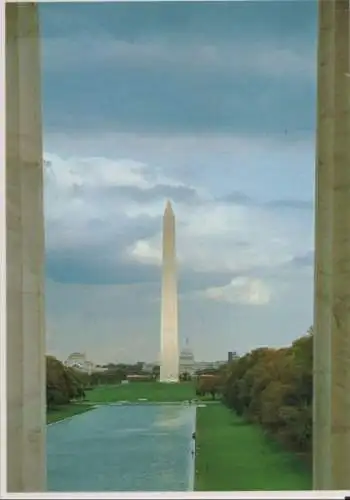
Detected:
[{"left": 160, "top": 200, "right": 179, "bottom": 382}]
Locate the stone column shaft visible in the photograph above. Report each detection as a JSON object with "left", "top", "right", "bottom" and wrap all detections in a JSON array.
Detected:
[
  {"left": 6, "top": 3, "right": 46, "bottom": 492},
  {"left": 312, "top": 0, "right": 335, "bottom": 490},
  {"left": 329, "top": 0, "right": 350, "bottom": 490}
]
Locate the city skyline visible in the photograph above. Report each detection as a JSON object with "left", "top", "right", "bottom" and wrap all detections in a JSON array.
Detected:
[{"left": 43, "top": 1, "right": 316, "bottom": 363}]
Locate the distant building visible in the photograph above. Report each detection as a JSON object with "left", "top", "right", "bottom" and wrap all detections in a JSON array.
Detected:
[
  {"left": 143, "top": 362, "right": 157, "bottom": 373},
  {"left": 179, "top": 339, "right": 195, "bottom": 376},
  {"left": 228, "top": 351, "right": 238, "bottom": 363},
  {"left": 64, "top": 352, "right": 96, "bottom": 374},
  {"left": 65, "top": 352, "right": 86, "bottom": 367},
  {"left": 193, "top": 360, "right": 226, "bottom": 373},
  {"left": 93, "top": 365, "right": 109, "bottom": 373}
]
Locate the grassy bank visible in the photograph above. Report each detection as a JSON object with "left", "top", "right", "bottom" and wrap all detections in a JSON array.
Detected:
[
  {"left": 47, "top": 403, "right": 95, "bottom": 424},
  {"left": 85, "top": 382, "right": 197, "bottom": 403},
  {"left": 195, "top": 404, "right": 311, "bottom": 491}
]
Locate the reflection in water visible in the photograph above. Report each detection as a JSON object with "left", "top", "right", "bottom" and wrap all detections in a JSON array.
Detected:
[
  {"left": 153, "top": 405, "right": 192, "bottom": 429},
  {"left": 47, "top": 405, "right": 196, "bottom": 492}
]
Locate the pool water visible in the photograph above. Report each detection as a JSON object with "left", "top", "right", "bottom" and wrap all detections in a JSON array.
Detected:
[{"left": 47, "top": 404, "right": 196, "bottom": 492}]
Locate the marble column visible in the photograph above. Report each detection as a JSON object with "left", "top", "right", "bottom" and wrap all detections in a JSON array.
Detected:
[
  {"left": 312, "top": 0, "right": 335, "bottom": 490},
  {"left": 6, "top": 3, "right": 46, "bottom": 492},
  {"left": 329, "top": 0, "right": 350, "bottom": 490}
]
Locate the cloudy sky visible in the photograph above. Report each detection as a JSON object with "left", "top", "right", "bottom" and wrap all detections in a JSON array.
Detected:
[{"left": 41, "top": 0, "right": 317, "bottom": 364}]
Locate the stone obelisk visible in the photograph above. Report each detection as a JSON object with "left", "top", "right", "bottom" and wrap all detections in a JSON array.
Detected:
[{"left": 160, "top": 200, "right": 179, "bottom": 382}]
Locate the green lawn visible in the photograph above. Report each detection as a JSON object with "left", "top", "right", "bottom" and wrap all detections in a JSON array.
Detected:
[
  {"left": 195, "top": 404, "right": 311, "bottom": 491},
  {"left": 47, "top": 403, "right": 95, "bottom": 424},
  {"left": 85, "top": 382, "right": 196, "bottom": 403}
]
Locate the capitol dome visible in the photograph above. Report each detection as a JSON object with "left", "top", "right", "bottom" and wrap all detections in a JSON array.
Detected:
[
  {"left": 67, "top": 352, "right": 86, "bottom": 360},
  {"left": 179, "top": 339, "right": 195, "bottom": 376},
  {"left": 180, "top": 347, "right": 194, "bottom": 359}
]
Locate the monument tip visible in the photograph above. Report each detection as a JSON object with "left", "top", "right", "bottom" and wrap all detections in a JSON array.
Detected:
[{"left": 164, "top": 199, "right": 174, "bottom": 215}]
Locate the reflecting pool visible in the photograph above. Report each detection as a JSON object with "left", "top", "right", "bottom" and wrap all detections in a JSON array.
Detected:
[{"left": 47, "top": 404, "right": 196, "bottom": 492}]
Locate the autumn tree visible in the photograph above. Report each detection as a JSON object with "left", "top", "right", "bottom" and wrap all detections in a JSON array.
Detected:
[
  {"left": 196, "top": 374, "right": 221, "bottom": 400},
  {"left": 221, "top": 329, "right": 313, "bottom": 455}
]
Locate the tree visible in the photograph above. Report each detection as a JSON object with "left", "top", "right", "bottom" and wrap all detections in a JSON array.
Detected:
[
  {"left": 196, "top": 375, "right": 221, "bottom": 400},
  {"left": 221, "top": 329, "right": 314, "bottom": 455},
  {"left": 152, "top": 365, "right": 160, "bottom": 380},
  {"left": 46, "top": 356, "right": 86, "bottom": 409}
]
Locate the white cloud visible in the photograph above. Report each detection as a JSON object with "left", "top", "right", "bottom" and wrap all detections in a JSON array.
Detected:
[
  {"left": 45, "top": 153, "right": 150, "bottom": 192},
  {"left": 43, "top": 133, "right": 314, "bottom": 361},
  {"left": 44, "top": 134, "right": 313, "bottom": 279},
  {"left": 203, "top": 277, "right": 271, "bottom": 306},
  {"left": 44, "top": 151, "right": 200, "bottom": 252},
  {"left": 128, "top": 239, "right": 162, "bottom": 265},
  {"left": 44, "top": 132, "right": 315, "bottom": 204},
  {"left": 128, "top": 200, "right": 311, "bottom": 275}
]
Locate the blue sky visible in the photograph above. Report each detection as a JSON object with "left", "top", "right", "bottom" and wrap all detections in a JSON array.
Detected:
[{"left": 41, "top": 0, "right": 317, "bottom": 364}]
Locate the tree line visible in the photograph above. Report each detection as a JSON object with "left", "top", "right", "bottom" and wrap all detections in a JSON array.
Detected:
[
  {"left": 46, "top": 358, "right": 161, "bottom": 408},
  {"left": 46, "top": 356, "right": 88, "bottom": 409},
  {"left": 47, "top": 326, "right": 313, "bottom": 460},
  {"left": 46, "top": 357, "right": 207, "bottom": 409},
  {"left": 221, "top": 328, "right": 313, "bottom": 457}
]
